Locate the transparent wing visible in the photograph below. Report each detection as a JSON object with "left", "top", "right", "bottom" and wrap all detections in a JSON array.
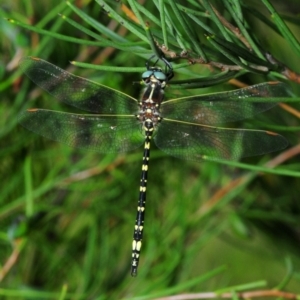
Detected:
[
  {"left": 19, "top": 57, "right": 138, "bottom": 114},
  {"left": 19, "top": 109, "right": 144, "bottom": 153},
  {"left": 154, "top": 119, "right": 288, "bottom": 161},
  {"left": 161, "top": 82, "right": 288, "bottom": 125}
]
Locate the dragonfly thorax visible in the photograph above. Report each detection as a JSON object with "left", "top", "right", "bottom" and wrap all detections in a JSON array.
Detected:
[{"left": 137, "top": 73, "right": 165, "bottom": 130}]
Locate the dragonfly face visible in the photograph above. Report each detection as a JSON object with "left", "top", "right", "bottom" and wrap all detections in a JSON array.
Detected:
[{"left": 19, "top": 57, "right": 289, "bottom": 276}]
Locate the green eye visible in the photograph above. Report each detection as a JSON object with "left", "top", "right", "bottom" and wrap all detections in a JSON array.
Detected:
[
  {"left": 153, "top": 71, "right": 166, "bottom": 81},
  {"left": 141, "top": 71, "right": 153, "bottom": 79}
]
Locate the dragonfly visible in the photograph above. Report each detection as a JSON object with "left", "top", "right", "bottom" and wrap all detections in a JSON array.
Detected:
[{"left": 19, "top": 56, "right": 288, "bottom": 276}]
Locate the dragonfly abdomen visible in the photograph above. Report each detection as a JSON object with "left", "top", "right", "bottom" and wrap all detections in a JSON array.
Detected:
[{"left": 131, "top": 120, "right": 154, "bottom": 277}]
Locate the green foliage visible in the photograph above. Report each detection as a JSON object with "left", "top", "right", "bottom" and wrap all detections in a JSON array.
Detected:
[{"left": 1, "top": 0, "right": 300, "bottom": 299}]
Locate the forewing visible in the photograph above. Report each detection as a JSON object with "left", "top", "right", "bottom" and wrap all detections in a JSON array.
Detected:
[
  {"left": 19, "top": 109, "right": 144, "bottom": 153},
  {"left": 19, "top": 57, "right": 138, "bottom": 114},
  {"left": 154, "top": 119, "right": 288, "bottom": 161},
  {"left": 161, "top": 82, "right": 288, "bottom": 125}
]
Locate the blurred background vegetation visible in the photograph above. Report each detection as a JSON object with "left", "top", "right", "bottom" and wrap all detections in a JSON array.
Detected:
[{"left": 1, "top": 0, "right": 300, "bottom": 299}]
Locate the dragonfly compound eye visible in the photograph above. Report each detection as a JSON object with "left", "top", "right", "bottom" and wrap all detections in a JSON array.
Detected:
[
  {"left": 141, "top": 70, "right": 153, "bottom": 80},
  {"left": 153, "top": 71, "right": 167, "bottom": 82}
]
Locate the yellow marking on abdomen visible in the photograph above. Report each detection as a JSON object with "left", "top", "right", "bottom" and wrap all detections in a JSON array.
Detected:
[
  {"left": 139, "top": 186, "right": 146, "bottom": 192},
  {"left": 136, "top": 241, "right": 142, "bottom": 251},
  {"left": 137, "top": 206, "right": 145, "bottom": 212}
]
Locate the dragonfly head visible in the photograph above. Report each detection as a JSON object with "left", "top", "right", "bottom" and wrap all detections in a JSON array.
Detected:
[{"left": 141, "top": 67, "right": 169, "bottom": 86}]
